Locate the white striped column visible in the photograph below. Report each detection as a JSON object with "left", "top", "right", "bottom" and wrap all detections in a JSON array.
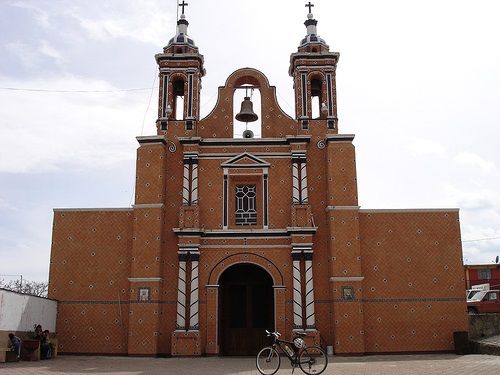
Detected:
[
  {"left": 189, "top": 252, "right": 200, "bottom": 330},
  {"left": 292, "top": 251, "right": 303, "bottom": 330},
  {"left": 191, "top": 160, "right": 198, "bottom": 205},
  {"left": 292, "top": 153, "right": 308, "bottom": 204},
  {"left": 182, "top": 159, "right": 190, "bottom": 205},
  {"left": 176, "top": 252, "right": 188, "bottom": 330},
  {"left": 304, "top": 251, "right": 316, "bottom": 329},
  {"left": 300, "top": 161, "right": 308, "bottom": 204},
  {"left": 292, "top": 160, "right": 300, "bottom": 204}
]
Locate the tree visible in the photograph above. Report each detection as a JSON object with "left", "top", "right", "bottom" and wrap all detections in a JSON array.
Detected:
[{"left": 0, "top": 278, "right": 48, "bottom": 297}]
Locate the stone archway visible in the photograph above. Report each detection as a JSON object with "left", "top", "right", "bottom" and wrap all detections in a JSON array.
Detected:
[
  {"left": 205, "top": 253, "right": 286, "bottom": 355},
  {"left": 219, "top": 263, "right": 273, "bottom": 355}
]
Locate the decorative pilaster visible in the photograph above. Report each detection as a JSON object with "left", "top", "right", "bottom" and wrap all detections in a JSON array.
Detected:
[
  {"left": 292, "top": 251, "right": 303, "bottom": 329},
  {"left": 183, "top": 154, "right": 199, "bottom": 206},
  {"left": 304, "top": 251, "right": 316, "bottom": 329},
  {"left": 292, "top": 153, "right": 308, "bottom": 204},
  {"left": 191, "top": 159, "right": 198, "bottom": 205},
  {"left": 189, "top": 252, "right": 200, "bottom": 330},
  {"left": 176, "top": 252, "right": 188, "bottom": 330}
]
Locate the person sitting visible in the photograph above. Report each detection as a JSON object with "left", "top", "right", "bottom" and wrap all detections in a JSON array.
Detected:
[
  {"left": 8, "top": 333, "right": 22, "bottom": 359},
  {"left": 34, "top": 324, "right": 43, "bottom": 340}
]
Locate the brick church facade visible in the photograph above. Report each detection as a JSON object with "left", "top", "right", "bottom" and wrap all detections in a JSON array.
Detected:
[{"left": 48, "top": 6, "right": 468, "bottom": 356}]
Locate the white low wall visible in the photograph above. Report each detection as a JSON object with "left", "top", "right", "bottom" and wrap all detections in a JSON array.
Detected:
[{"left": 0, "top": 288, "right": 57, "bottom": 332}]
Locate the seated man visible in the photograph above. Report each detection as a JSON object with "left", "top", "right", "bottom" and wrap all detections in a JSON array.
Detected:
[{"left": 8, "top": 333, "right": 22, "bottom": 359}]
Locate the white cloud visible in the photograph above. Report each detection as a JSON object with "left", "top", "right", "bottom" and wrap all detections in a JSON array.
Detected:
[
  {"left": 69, "top": 2, "right": 174, "bottom": 45},
  {"left": 4, "top": 41, "right": 38, "bottom": 68},
  {"left": 454, "top": 151, "right": 497, "bottom": 174},
  {"left": 0, "top": 75, "right": 157, "bottom": 173},
  {"left": 407, "top": 137, "right": 447, "bottom": 158},
  {"left": 9, "top": 1, "right": 51, "bottom": 28},
  {"left": 39, "top": 40, "right": 66, "bottom": 65}
]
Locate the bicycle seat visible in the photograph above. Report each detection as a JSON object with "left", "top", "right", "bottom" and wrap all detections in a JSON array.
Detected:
[{"left": 294, "top": 331, "right": 307, "bottom": 337}]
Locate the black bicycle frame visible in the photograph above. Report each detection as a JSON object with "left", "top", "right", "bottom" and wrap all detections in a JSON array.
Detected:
[{"left": 270, "top": 335, "right": 301, "bottom": 366}]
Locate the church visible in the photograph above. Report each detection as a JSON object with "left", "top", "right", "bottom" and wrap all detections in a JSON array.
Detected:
[{"left": 48, "top": 3, "right": 468, "bottom": 356}]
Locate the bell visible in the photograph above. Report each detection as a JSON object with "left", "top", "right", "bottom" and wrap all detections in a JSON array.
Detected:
[
  {"left": 242, "top": 129, "right": 254, "bottom": 138},
  {"left": 235, "top": 96, "right": 258, "bottom": 123}
]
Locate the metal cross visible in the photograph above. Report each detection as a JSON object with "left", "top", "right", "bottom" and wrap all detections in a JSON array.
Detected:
[
  {"left": 179, "top": 0, "right": 188, "bottom": 15},
  {"left": 305, "top": 2, "right": 314, "bottom": 13}
]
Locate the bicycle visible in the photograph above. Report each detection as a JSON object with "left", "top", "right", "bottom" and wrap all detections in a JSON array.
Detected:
[{"left": 256, "top": 330, "right": 328, "bottom": 375}]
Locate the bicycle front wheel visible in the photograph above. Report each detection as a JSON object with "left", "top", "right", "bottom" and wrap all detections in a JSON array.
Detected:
[
  {"left": 256, "top": 346, "right": 281, "bottom": 375},
  {"left": 298, "top": 345, "right": 328, "bottom": 375}
]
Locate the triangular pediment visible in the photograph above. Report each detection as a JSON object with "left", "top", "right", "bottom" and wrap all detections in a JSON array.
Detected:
[{"left": 221, "top": 152, "right": 270, "bottom": 168}]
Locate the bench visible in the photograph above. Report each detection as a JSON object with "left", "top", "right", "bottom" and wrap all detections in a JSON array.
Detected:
[{"left": 0, "top": 347, "right": 19, "bottom": 363}]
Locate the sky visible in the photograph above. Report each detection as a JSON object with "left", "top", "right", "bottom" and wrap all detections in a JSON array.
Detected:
[{"left": 1, "top": 0, "right": 499, "bottom": 283}]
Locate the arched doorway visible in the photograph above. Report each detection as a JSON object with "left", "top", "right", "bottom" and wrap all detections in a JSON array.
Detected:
[{"left": 219, "top": 263, "right": 274, "bottom": 355}]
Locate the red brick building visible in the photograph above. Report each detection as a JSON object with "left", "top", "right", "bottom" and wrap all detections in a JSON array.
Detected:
[
  {"left": 48, "top": 7, "right": 468, "bottom": 356},
  {"left": 465, "top": 264, "right": 500, "bottom": 290}
]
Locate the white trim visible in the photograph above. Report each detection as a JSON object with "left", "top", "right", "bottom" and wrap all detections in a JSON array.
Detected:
[
  {"left": 221, "top": 152, "right": 270, "bottom": 168},
  {"left": 292, "top": 246, "right": 313, "bottom": 252},
  {"left": 287, "top": 227, "right": 318, "bottom": 233},
  {"left": 54, "top": 207, "right": 132, "bottom": 212},
  {"left": 205, "top": 284, "right": 220, "bottom": 288},
  {"left": 291, "top": 243, "right": 313, "bottom": 247},
  {"left": 200, "top": 244, "right": 291, "bottom": 249},
  {"left": 329, "top": 276, "right": 365, "bottom": 282},
  {"left": 178, "top": 246, "right": 200, "bottom": 252},
  {"left": 136, "top": 135, "right": 166, "bottom": 143},
  {"left": 133, "top": 203, "right": 164, "bottom": 209},
  {"left": 198, "top": 153, "right": 292, "bottom": 159},
  {"left": 359, "top": 208, "right": 459, "bottom": 213},
  {"left": 128, "top": 277, "right": 163, "bottom": 283},
  {"left": 325, "top": 134, "right": 356, "bottom": 141},
  {"left": 325, "top": 206, "right": 360, "bottom": 211}
]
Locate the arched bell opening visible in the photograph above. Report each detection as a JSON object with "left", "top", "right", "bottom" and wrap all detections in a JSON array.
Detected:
[
  {"left": 218, "top": 263, "right": 274, "bottom": 356},
  {"left": 233, "top": 85, "right": 262, "bottom": 139},
  {"left": 172, "top": 78, "right": 185, "bottom": 120},
  {"left": 310, "top": 77, "right": 323, "bottom": 119}
]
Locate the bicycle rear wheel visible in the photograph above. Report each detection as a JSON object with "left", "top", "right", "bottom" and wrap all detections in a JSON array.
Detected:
[
  {"left": 256, "top": 346, "right": 281, "bottom": 375},
  {"left": 298, "top": 345, "right": 328, "bottom": 375}
]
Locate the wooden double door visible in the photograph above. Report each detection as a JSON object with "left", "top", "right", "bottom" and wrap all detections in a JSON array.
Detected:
[{"left": 219, "top": 263, "right": 274, "bottom": 355}]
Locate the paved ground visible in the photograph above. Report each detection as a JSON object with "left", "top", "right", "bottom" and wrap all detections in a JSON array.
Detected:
[{"left": 1, "top": 354, "right": 500, "bottom": 375}]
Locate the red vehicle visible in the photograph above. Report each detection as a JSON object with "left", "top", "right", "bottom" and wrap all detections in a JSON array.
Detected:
[{"left": 467, "top": 290, "right": 500, "bottom": 314}]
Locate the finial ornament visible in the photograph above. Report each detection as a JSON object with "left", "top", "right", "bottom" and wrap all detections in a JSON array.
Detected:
[
  {"left": 305, "top": 2, "right": 314, "bottom": 14},
  {"left": 179, "top": 0, "right": 188, "bottom": 15}
]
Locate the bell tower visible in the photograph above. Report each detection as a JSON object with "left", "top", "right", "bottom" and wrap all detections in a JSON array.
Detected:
[
  {"left": 289, "top": 2, "right": 339, "bottom": 131},
  {"left": 155, "top": 1, "right": 205, "bottom": 132}
]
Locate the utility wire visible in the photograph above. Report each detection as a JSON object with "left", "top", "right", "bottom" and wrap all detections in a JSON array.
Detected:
[
  {"left": 0, "top": 86, "right": 157, "bottom": 93},
  {"left": 463, "top": 236, "right": 500, "bottom": 243}
]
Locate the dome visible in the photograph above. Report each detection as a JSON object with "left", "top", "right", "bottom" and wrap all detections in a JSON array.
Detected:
[
  {"left": 300, "top": 34, "right": 328, "bottom": 48},
  {"left": 166, "top": 14, "right": 197, "bottom": 49},
  {"left": 167, "top": 33, "right": 196, "bottom": 48},
  {"left": 298, "top": 13, "right": 329, "bottom": 49}
]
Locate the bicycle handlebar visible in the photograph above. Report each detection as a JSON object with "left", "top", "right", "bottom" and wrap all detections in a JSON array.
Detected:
[{"left": 265, "top": 330, "right": 281, "bottom": 337}]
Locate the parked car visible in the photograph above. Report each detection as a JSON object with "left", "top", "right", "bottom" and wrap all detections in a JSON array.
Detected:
[
  {"left": 467, "top": 289, "right": 500, "bottom": 314},
  {"left": 466, "top": 283, "right": 490, "bottom": 300}
]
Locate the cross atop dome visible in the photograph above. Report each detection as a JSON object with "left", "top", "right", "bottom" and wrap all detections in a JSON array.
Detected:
[
  {"left": 179, "top": 1, "right": 188, "bottom": 16},
  {"left": 163, "top": 0, "right": 199, "bottom": 51},
  {"left": 305, "top": 2, "right": 314, "bottom": 15},
  {"left": 296, "top": 2, "right": 329, "bottom": 50}
]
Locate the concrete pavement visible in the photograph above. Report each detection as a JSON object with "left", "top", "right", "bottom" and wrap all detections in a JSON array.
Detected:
[{"left": 1, "top": 354, "right": 500, "bottom": 375}]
